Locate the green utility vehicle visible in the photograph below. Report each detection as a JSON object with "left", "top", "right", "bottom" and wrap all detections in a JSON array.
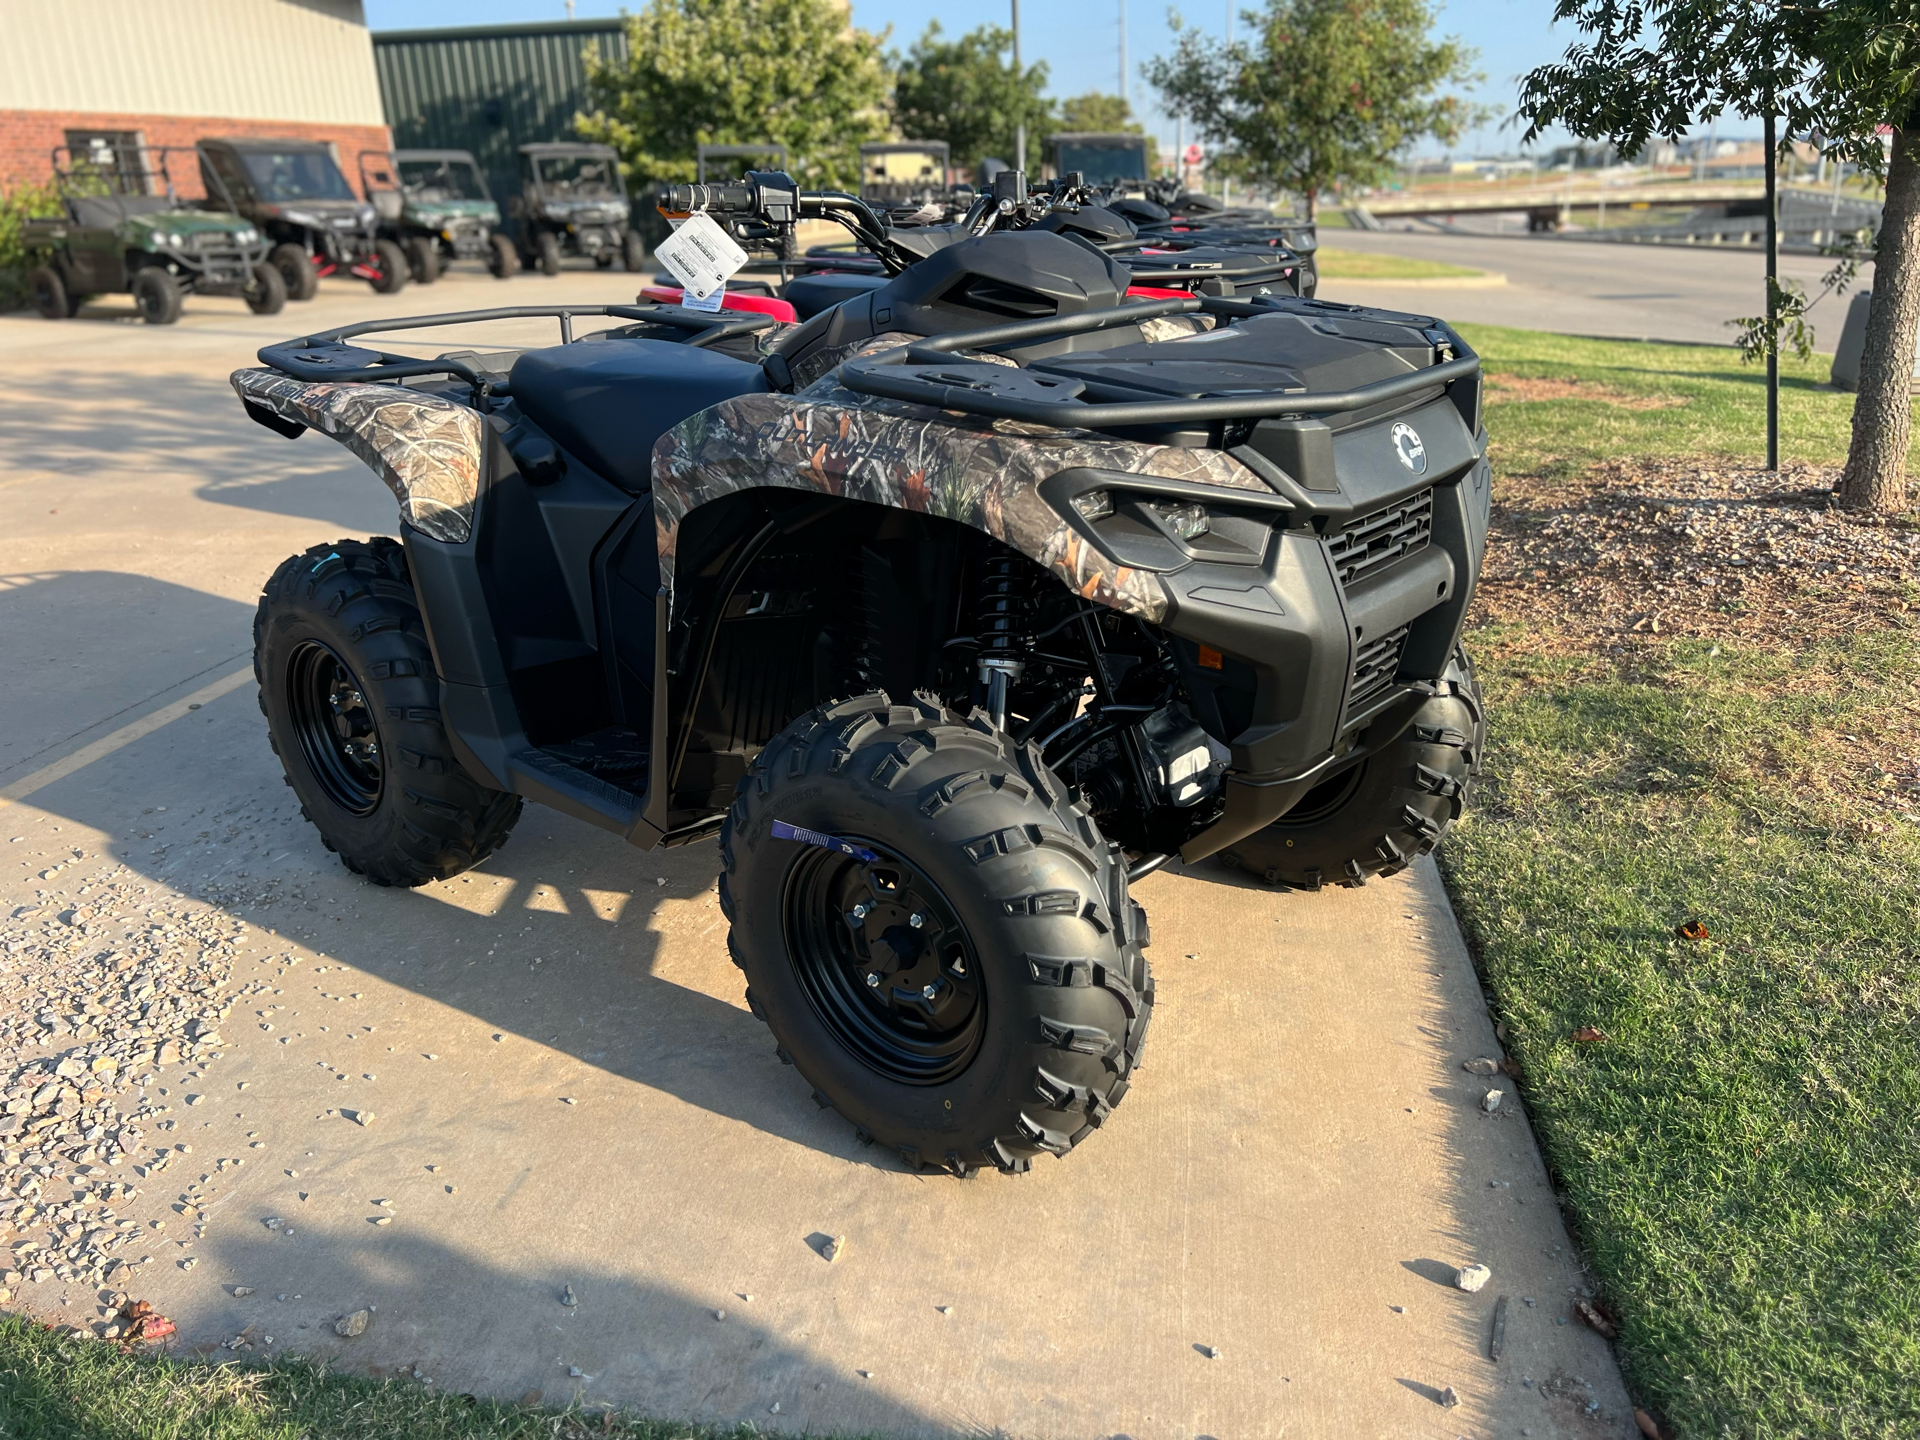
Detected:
[
  {"left": 359, "top": 149, "right": 516, "bottom": 284},
  {"left": 23, "top": 143, "right": 284, "bottom": 324}
]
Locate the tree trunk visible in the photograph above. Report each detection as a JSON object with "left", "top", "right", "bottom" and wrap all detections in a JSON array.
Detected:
[
  {"left": 1840, "top": 126, "right": 1920, "bottom": 512},
  {"left": 1304, "top": 184, "right": 1318, "bottom": 223}
]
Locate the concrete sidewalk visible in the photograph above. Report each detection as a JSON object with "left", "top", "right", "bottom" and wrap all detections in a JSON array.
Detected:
[{"left": 0, "top": 267, "right": 1637, "bottom": 1438}]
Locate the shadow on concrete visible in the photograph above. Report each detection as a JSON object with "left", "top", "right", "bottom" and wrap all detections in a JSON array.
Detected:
[
  {"left": 1399, "top": 1257, "right": 1463, "bottom": 1289},
  {"left": 146, "top": 1223, "right": 946, "bottom": 1433},
  {"left": 0, "top": 571, "right": 253, "bottom": 781}
]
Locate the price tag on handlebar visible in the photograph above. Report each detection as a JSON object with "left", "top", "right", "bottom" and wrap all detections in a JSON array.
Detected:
[{"left": 654, "top": 210, "right": 748, "bottom": 303}]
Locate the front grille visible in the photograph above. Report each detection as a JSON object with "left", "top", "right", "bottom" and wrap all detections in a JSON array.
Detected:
[
  {"left": 1346, "top": 625, "right": 1409, "bottom": 719},
  {"left": 1326, "top": 488, "right": 1433, "bottom": 586},
  {"left": 187, "top": 232, "right": 237, "bottom": 253}
]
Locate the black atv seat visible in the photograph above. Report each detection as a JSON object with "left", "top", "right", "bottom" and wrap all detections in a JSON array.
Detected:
[
  {"left": 508, "top": 338, "right": 770, "bottom": 494},
  {"left": 784, "top": 271, "right": 888, "bottom": 320}
]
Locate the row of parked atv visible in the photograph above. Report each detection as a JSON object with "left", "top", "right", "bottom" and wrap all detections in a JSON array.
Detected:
[{"left": 22, "top": 139, "right": 646, "bottom": 325}]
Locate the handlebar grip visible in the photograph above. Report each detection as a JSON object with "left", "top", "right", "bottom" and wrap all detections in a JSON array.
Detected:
[{"left": 658, "top": 182, "right": 755, "bottom": 214}]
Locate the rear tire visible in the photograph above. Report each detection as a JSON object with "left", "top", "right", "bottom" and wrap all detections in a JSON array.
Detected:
[
  {"left": 254, "top": 538, "right": 522, "bottom": 886},
  {"left": 721, "top": 693, "right": 1153, "bottom": 1176},
  {"left": 29, "top": 266, "right": 73, "bottom": 319},
  {"left": 487, "top": 233, "right": 518, "bottom": 278},
  {"left": 1220, "top": 647, "right": 1484, "bottom": 888},
  {"left": 622, "top": 231, "right": 646, "bottom": 272},
  {"left": 131, "top": 268, "right": 183, "bottom": 325},
  {"left": 536, "top": 231, "right": 562, "bottom": 276},
  {"left": 245, "top": 262, "right": 287, "bottom": 315},
  {"left": 405, "top": 235, "right": 440, "bottom": 284},
  {"left": 270, "top": 242, "right": 317, "bottom": 301},
  {"left": 368, "top": 239, "right": 410, "bottom": 294}
]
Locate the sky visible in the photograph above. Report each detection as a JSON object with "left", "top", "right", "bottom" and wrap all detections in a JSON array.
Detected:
[{"left": 360, "top": 0, "right": 1612, "bottom": 158}]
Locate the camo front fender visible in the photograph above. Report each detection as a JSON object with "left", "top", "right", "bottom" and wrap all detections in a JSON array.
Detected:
[
  {"left": 231, "top": 367, "right": 484, "bottom": 544},
  {"left": 651, "top": 375, "right": 1271, "bottom": 624}
]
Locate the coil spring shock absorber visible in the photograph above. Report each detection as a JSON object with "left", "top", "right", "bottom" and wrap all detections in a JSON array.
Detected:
[{"left": 975, "top": 547, "right": 1033, "bottom": 730}]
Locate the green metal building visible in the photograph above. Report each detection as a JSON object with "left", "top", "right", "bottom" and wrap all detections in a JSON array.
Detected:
[{"left": 370, "top": 19, "right": 629, "bottom": 212}]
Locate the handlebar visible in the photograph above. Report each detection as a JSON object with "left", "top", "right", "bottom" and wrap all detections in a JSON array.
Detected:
[{"left": 658, "top": 181, "right": 756, "bottom": 215}]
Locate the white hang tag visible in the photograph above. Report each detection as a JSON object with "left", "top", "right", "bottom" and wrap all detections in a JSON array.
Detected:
[
  {"left": 682, "top": 282, "right": 726, "bottom": 314},
  {"left": 654, "top": 210, "right": 748, "bottom": 302}
]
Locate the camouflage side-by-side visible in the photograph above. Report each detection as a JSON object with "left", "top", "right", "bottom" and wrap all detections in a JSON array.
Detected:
[{"left": 231, "top": 368, "right": 484, "bottom": 544}]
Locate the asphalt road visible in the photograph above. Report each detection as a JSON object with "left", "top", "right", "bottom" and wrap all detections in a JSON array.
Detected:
[
  {"left": 1315, "top": 228, "right": 1870, "bottom": 348},
  {"left": 0, "top": 267, "right": 1635, "bottom": 1438}
]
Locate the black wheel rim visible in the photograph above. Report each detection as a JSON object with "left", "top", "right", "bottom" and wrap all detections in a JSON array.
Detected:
[
  {"left": 782, "top": 843, "right": 986, "bottom": 1085},
  {"left": 286, "top": 640, "right": 383, "bottom": 815}
]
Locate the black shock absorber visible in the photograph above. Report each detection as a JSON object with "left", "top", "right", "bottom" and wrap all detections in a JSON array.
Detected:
[{"left": 974, "top": 547, "right": 1033, "bottom": 730}]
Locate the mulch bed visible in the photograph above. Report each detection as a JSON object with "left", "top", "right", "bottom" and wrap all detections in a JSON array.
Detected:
[{"left": 1477, "top": 457, "right": 1920, "bottom": 647}]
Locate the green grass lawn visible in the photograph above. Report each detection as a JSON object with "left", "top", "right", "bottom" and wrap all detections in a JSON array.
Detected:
[
  {"left": 0, "top": 1315, "right": 769, "bottom": 1440},
  {"left": 1312, "top": 245, "right": 1486, "bottom": 280},
  {"left": 1445, "top": 326, "right": 1920, "bottom": 1438}
]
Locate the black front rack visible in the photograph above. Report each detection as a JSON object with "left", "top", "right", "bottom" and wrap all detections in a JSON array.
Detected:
[
  {"left": 256, "top": 303, "right": 778, "bottom": 403},
  {"left": 839, "top": 294, "right": 1479, "bottom": 433}
]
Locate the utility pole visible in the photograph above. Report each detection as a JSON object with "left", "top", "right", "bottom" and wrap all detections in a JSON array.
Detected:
[
  {"left": 1118, "top": 0, "right": 1128, "bottom": 110},
  {"left": 1013, "top": 0, "right": 1025, "bottom": 174}
]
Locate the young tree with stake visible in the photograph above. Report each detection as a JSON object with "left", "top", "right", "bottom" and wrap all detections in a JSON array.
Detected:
[
  {"left": 1518, "top": 1, "right": 1920, "bottom": 512},
  {"left": 1144, "top": 0, "right": 1484, "bottom": 222}
]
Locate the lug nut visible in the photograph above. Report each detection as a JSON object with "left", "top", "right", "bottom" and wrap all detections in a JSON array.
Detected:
[
  {"left": 852, "top": 901, "right": 872, "bottom": 920},
  {"left": 865, "top": 973, "right": 881, "bottom": 989},
  {"left": 909, "top": 912, "right": 927, "bottom": 929},
  {"left": 922, "top": 983, "right": 938, "bottom": 1000}
]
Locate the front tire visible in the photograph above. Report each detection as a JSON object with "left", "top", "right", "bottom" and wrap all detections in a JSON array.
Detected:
[
  {"left": 1220, "top": 647, "right": 1484, "bottom": 888},
  {"left": 245, "top": 262, "right": 288, "bottom": 315},
  {"left": 29, "top": 266, "right": 75, "bottom": 319},
  {"left": 368, "top": 239, "right": 410, "bottom": 294},
  {"left": 722, "top": 693, "right": 1153, "bottom": 1176},
  {"left": 536, "top": 231, "right": 562, "bottom": 276},
  {"left": 622, "top": 231, "right": 647, "bottom": 272},
  {"left": 131, "top": 268, "right": 183, "bottom": 325},
  {"left": 270, "top": 242, "right": 317, "bottom": 301},
  {"left": 255, "top": 538, "right": 522, "bottom": 886},
  {"left": 487, "top": 233, "right": 518, "bottom": 278},
  {"left": 405, "top": 235, "right": 441, "bottom": 284}
]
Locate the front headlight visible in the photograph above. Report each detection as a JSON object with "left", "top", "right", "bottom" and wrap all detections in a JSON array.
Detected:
[
  {"left": 154, "top": 231, "right": 179, "bottom": 247},
  {"left": 236, "top": 227, "right": 258, "bottom": 244}
]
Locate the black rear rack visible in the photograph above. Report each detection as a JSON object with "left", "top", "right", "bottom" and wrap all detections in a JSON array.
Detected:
[
  {"left": 839, "top": 294, "right": 1478, "bottom": 432},
  {"left": 256, "top": 303, "right": 778, "bottom": 402}
]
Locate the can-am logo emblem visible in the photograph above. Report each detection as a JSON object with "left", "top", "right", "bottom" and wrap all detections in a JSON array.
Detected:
[{"left": 1391, "top": 422, "right": 1428, "bottom": 474}]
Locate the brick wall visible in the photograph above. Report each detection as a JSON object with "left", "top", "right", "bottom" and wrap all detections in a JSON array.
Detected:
[{"left": 0, "top": 111, "right": 393, "bottom": 198}]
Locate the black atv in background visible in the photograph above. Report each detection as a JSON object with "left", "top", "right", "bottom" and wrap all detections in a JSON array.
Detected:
[
  {"left": 359, "top": 149, "right": 517, "bottom": 284},
  {"left": 510, "top": 143, "right": 646, "bottom": 276},
  {"left": 199, "top": 138, "right": 407, "bottom": 299},
  {"left": 231, "top": 169, "right": 1486, "bottom": 1177}
]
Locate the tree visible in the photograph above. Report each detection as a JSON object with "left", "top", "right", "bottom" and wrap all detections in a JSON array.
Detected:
[
  {"left": 577, "top": 0, "right": 890, "bottom": 191},
  {"left": 1144, "top": 0, "right": 1484, "bottom": 220},
  {"left": 1517, "top": 1, "right": 1920, "bottom": 513},
  {"left": 1057, "top": 93, "right": 1161, "bottom": 175},
  {"left": 892, "top": 23, "right": 1053, "bottom": 175}
]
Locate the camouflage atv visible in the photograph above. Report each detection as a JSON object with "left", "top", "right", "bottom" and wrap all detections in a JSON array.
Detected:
[
  {"left": 232, "top": 171, "right": 1486, "bottom": 1175},
  {"left": 24, "top": 143, "right": 283, "bottom": 324}
]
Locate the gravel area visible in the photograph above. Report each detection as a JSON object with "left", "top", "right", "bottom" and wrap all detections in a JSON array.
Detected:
[
  {"left": 0, "top": 810, "right": 303, "bottom": 1341},
  {"left": 1479, "top": 457, "right": 1920, "bottom": 645}
]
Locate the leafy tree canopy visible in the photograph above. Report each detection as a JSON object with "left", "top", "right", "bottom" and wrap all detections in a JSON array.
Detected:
[
  {"left": 1145, "top": 0, "right": 1485, "bottom": 216},
  {"left": 578, "top": 0, "right": 890, "bottom": 190},
  {"left": 892, "top": 23, "right": 1053, "bottom": 174},
  {"left": 1517, "top": 0, "right": 1920, "bottom": 175}
]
